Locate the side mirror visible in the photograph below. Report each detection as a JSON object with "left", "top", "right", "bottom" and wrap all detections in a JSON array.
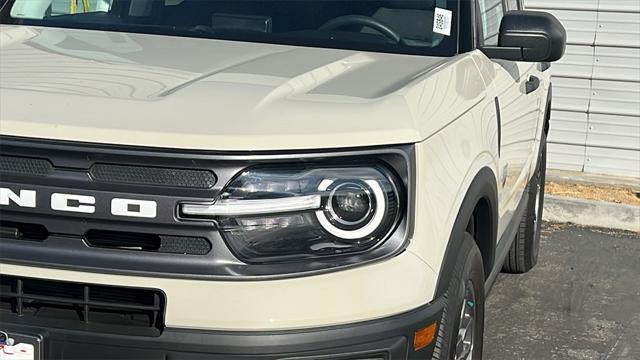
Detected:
[{"left": 481, "top": 10, "right": 567, "bottom": 62}]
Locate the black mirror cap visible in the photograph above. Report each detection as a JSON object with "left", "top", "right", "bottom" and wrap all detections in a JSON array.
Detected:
[
  {"left": 482, "top": 10, "right": 567, "bottom": 62},
  {"left": 499, "top": 10, "right": 567, "bottom": 62}
]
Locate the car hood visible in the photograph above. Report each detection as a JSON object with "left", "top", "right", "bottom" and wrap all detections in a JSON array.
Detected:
[{"left": 0, "top": 25, "right": 482, "bottom": 151}]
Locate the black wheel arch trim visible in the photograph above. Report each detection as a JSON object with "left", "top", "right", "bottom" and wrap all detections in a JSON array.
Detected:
[
  {"left": 434, "top": 167, "right": 498, "bottom": 298},
  {"left": 544, "top": 84, "right": 553, "bottom": 135}
]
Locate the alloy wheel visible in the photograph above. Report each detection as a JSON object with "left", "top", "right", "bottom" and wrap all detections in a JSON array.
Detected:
[{"left": 455, "top": 280, "right": 476, "bottom": 360}]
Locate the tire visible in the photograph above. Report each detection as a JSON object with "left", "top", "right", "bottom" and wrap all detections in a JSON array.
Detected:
[
  {"left": 502, "top": 134, "right": 547, "bottom": 273},
  {"left": 433, "top": 233, "right": 485, "bottom": 360}
]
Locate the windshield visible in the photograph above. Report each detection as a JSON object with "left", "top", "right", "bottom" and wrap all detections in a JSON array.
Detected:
[{"left": 0, "top": 0, "right": 459, "bottom": 56}]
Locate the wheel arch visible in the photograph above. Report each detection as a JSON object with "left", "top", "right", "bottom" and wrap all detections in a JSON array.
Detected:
[{"left": 433, "top": 167, "right": 499, "bottom": 298}]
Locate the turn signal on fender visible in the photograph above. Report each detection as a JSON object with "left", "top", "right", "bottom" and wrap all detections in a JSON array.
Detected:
[{"left": 414, "top": 321, "right": 438, "bottom": 351}]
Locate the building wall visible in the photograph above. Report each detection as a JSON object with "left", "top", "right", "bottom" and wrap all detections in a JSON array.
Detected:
[{"left": 526, "top": 0, "right": 640, "bottom": 178}]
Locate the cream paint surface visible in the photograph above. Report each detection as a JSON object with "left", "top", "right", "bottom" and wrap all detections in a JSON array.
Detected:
[
  {"left": 0, "top": 25, "right": 483, "bottom": 151},
  {"left": 471, "top": 50, "right": 549, "bottom": 236},
  {"left": 0, "top": 250, "right": 436, "bottom": 331},
  {"left": 409, "top": 109, "right": 499, "bottom": 281}
]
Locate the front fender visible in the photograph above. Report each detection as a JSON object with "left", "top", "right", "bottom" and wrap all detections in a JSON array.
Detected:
[{"left": 407, "top": 103, "right": 500, "bottom": 301}]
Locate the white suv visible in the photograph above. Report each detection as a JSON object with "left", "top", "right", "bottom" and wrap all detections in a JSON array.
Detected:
[{"left": 0, "top": 0, "right": 565, "bottom": 359}]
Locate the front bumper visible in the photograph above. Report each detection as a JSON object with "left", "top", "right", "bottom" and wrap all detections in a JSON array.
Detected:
[{"left": 2, "top": 297, "right": 443, "bottom": 360}]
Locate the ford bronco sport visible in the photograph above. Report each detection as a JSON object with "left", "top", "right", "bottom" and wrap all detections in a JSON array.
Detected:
[{"left": 0, "top": 0, "right": 565, "bottom": 358}]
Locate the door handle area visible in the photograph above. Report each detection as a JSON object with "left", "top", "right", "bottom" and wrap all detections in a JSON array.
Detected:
[{"left": 525, "top": 75, "right": 540, "bottom": 94}]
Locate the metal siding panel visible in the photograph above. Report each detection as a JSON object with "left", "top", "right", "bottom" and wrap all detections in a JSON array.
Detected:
[
  {"left": 526, "top": 0, "right": 598, "bottom": 11},
  {"left": 551, "top": 44, "right": 594, "bottom": 79},
  {"left": 593, "top": 46, "right": 640, "bottom": 82},
  {"left": 527, "top": 0, "right": 640, "bottom": 179},
  {"left": 551, "top": 77, "right": 591, "bottom": 112},
  {"left": 597, "top": 0, "right": 640, "bottom": 13},
  {"left": 547, "top": 110, "right": 588, "bottom": 146},
  {"left": 586, "top": 113, "right": 640, "bottom": 150},
  {"left": 584, "top": 146, "right": 640, "bottom": 177},
  {"left": 590, "top": 79, "right": 640, "bottom": 117},
  {"left": 525, "top": 8, "right": 597, "bottom": 45},
  {"left": 547, "top": 143, "right": 586, "bottom": 171},
  {"left": 595, "top": 11, "right": 640, "bottom": 48}
]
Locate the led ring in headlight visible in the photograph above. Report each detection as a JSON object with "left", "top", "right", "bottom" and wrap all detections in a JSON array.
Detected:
[{"left": 316, "top": 179, "right": 387, "bottom": 240}]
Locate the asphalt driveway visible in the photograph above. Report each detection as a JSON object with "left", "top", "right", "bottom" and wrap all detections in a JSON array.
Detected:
[{"left": 485, "top": 222, "right": 640, "bottom": 360}]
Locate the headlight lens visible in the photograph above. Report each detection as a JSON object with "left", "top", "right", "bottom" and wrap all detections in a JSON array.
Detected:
[{"left": 180, "top": 164, "right": 403, "bottom": 263}]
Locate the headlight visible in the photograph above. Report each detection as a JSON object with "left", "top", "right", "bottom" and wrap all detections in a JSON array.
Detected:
[{"left": 180, "top": 164, "right": 404, "bottom": 264}]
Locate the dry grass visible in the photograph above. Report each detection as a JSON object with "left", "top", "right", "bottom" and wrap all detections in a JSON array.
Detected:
[{"left": 546, "top": 181, "right": 640, "bottom": 206}]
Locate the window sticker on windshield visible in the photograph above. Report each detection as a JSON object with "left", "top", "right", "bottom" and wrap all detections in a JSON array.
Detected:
[{"left": 433, "top": 7, "right": 453, "bottom": 36}]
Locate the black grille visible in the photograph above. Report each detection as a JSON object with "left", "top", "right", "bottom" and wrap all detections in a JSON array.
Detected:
[
  {"left": 0, "top": 220, "right": 48, "bottom": 241},
  {"left": 90, "top": 163, "right": 216, "bottom": 189},
  {"left": 85, "top": 229, "right": 212, "bottom": 255},
  {"left": 0, "top": 275, "right": 165, "bottom": 336},
  {"left": 0, "top": 155, "right": 52, "bottom": 176},
  {"left": 0, "top": 137, "right": 230, "bottom": 278}
]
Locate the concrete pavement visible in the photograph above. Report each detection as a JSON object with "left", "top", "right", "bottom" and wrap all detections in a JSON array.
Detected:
[{"left": 543, "top": 196, "right": 640, "bottom": 233}]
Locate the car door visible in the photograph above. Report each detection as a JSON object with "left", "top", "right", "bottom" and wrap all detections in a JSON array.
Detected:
[{"left": 476, "top": 0, "right": 543, "bottom": 237}]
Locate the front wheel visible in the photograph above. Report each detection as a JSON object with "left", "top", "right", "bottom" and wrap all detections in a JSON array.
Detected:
[
  {"left": 433, "top": 233, "right": 485, "bottom": 360},
  {"left": 503, "top": 134, "right": 547, "bottom": 273}
]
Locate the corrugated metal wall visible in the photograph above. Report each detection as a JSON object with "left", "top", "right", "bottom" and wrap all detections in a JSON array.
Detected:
[{"left": 526, "top": 0, "right": 640, "bottom": 178}]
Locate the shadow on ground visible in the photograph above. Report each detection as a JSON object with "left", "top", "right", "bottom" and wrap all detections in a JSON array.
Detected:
[{"left": 484, "top": 222, "right": 640, "bottom": 360}]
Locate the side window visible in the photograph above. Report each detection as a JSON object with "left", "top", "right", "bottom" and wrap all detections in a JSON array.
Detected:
[
  {"left": 50, "top": 0, "right": 112, "bottom": 16},
  {"left": 506, "top": 0, "right": 520, "bottom": 11},
  {"left": 478, "top": 0, "right": 505, "bottom": 46}
]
